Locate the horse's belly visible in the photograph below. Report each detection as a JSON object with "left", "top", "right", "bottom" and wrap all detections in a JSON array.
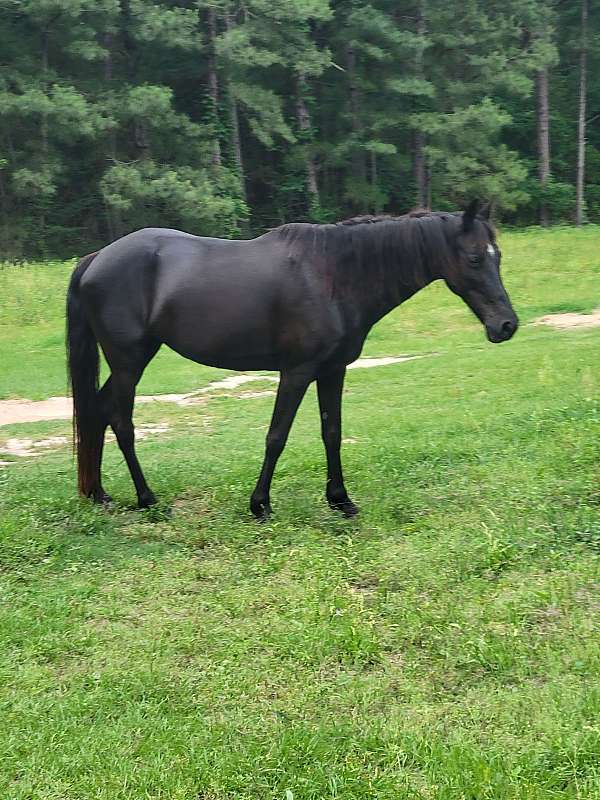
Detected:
[
  {"left": 157, "top": 298, "right": 320, "bottom": 371},
  {"left": 160, "top": 319, "right": 276, "bottom": 369},
  {"left": 151, "top": 259, "right": 339, "bottom": 371},
  {"left": 166, "top": 343, "right": 282, "bottom": 372}
]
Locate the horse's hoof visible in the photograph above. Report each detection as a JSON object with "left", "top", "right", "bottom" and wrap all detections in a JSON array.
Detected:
[
  {"left": 92, "top": 491, "right": 113, "bottom": 506},
  {"left": 138, "top": 492, "right": 157, "bottom": 509},
  {"left": 250, "top": 499, "right": 272, "bottom": 522},
  {"left": 328, "top": 497, "right": 360, "bottom": 518}
]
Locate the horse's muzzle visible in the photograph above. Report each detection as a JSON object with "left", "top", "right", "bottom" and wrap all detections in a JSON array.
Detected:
[{"left": 485, "top": 316, "right": 519, "bottom": 343}]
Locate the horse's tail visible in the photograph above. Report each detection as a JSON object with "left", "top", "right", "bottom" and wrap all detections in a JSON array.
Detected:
[{"left": 66, "top": 252, "right": 101, "bottom": 497}]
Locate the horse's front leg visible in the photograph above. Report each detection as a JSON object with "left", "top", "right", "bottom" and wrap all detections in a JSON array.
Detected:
[
  {"left": 316, "top": 365, "right": 359, "bottom": 517},
  {"left": 250, "top": 367, "right": 313, "bottom": 521}
]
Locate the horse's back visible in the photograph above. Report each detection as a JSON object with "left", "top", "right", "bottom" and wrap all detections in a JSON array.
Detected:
[
  {"left": 82, "top": 226, "right": 277, "bottom": 286},
  {"left": 79, "top": 227, "right": 264, "bottom": 311}
]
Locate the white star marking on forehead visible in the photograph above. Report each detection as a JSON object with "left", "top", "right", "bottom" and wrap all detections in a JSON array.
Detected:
[{"left": 487, "top": 244, "right": 495, "bottom": 256}]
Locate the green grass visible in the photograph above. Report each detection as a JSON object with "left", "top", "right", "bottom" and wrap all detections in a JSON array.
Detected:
[
  {"left": 1, "top": 225, "right": 599, "bottom": 400},
  {"left": 0, "top": 226, "right": 599, "bottom": 799}
]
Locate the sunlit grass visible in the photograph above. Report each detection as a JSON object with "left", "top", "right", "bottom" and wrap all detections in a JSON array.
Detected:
[{"left": 0, "top": 227, "right": 599, "bottom": 798}]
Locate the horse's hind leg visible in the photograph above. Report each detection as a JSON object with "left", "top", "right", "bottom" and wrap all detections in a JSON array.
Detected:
[
  {"left": 87, "top": 377, "right": 113, "bottom": 505},
  {"left": 108, "top": 366, "right": 157, "bottom": 508},
  {"left": 100, "top": 341, "right": 159, "bottom": 508}
]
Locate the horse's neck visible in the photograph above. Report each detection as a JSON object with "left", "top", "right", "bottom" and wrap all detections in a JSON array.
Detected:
[
  {"left": 364, "top": 279, "right": 430, "bottom": 327},
  {"left": 334, "top": 223, "right": 435, "bottom": 327}
]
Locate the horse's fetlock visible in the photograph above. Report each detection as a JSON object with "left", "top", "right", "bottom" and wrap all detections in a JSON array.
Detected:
[
  {"left": 250, "top": 493, "right": 272, "bottom": 520},
  {"left": 326, "top": 485, "right": 349, "bottom": 504},
  {"left": 138, "top": 490, "right": 157, "bottom": 509}
]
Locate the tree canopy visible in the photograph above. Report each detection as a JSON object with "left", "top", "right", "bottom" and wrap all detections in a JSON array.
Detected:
[{"left": 0, "top": 0, "right": 598, "bottom": 258}]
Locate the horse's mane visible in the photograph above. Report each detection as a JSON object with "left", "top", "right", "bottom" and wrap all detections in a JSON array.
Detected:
[{"left": 274, "top": 210, "right": 495, "bottom": 294}]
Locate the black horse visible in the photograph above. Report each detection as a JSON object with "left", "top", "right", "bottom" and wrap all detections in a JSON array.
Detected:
[{"left": 67, "top": 201, "right": 518, "bottom": 519}]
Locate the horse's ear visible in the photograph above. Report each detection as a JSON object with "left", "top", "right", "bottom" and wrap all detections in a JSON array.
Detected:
[
  {"left": 462, "top": 199, "right": 479, "bottom": 232},
  {"left": 479, "top": 201, "right": 493, "bottom": 221}
]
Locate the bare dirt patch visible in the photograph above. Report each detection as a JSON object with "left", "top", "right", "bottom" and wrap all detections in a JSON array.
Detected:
[
  {"left": 537, "top": 308, "right": 600, "bottom": 330},
  {"left": 348, "top": 355, "right": 418, "bottom": 369},
  {"left": 1, "top": 423, "right": 170, "bottom": 462},
  {"left": 0, "top": 396, "right": 74, "bottom": 426},
  {"left": 1, "top": 435, "right": 68, "bottom": 459},
  {"left": 0, "top": 354, "right": 426, "bottom": 428}
]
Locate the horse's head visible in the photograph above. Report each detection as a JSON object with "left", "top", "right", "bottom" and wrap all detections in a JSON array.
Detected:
[{"left": 444, "top": 201, "right": 518, "bottom": 343}]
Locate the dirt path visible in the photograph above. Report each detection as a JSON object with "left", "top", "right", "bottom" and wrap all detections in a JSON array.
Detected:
[
  {"left": 0, "top": 355, "right": 423, "bottom": 429},
  {"left": 0, "top": 424, "right": 170, "bottom": 464},
  {"left": 537, "top": 308, "right": 600, "bottom": 330}
]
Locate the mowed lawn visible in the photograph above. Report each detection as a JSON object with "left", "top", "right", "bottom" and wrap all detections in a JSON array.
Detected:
[{"left": 0, "top": 226, "right": 599, "bottom": 799}]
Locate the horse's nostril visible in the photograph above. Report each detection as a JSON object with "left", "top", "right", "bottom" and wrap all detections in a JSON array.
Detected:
[{"left": 501, "top": 320, "right": 515, "bottom": 337}]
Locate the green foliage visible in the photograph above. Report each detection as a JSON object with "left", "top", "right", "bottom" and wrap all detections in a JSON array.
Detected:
[
  {"left": 131, "top": 1, "right": 199, "bottom": 48},
  {"left": 534, "top": 177, "right": 577, "bottom": 222},
  {"left": 0, "top": 0, "right": 598, "bottom": 256},
  {"left": 422, "top": 100, "right": 530, "bottom": 209},
  {"left": 100, "top": 161, "right": 247, "bottom": 235},
  {"left": 230, "top": 82, "right": 295, "bottom": 147}
]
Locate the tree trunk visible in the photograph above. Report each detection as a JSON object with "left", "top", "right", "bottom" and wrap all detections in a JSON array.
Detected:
[
  {"left": 224, "top": 14, "right": 246, "bottom": 203},
  {"left": 426, "top": 162, "right": 432, "bottom": 210},
  {"left": 134, "top": 120, "right": 150, "bottom": 158},
  {"left": 40, "top": 26, "right": 50, "bottom": 236},
  {"left": 296, "top": 72, "right": 319, "bottom": 208},
  {"left": 413, "top": 0, "right": 429, "bottom": 208},
  {"left": 104, "top": 31, "right": 117, "bottom": 162},
  {"left": 207, "top": 7, "right": 222, "bottom": 168},
  {"left": 228, "top": 88, "right": 246, "bottom": 202},
  {"left": 414, "top": 131, "right": 428, "bottom": 209},
  {"left": 536, "top": 67, "right": 551, "bottom": 226},
  {"left": 228, "top": 94, "right": 241, "bottom": 176},
  {"left": 346, "top": 43, "right": 366, "bottom": 195},
  {"left": 370, "top": 150, "right": 380, "bottom": 213},
  {"left": 41, "top": 27, "right": 49, "bottom": 158},
  {"left": 121, "top": 0, "right": 137, "bottom": 78},
  {"left": 576, "top": 0, "right": 588, "bottom": 226},
  {"left": 120, "top": 0, "right": 147, "bottom": 163},
  {"left": 103, "top": 30, "right": 121, "bottom": 240}
]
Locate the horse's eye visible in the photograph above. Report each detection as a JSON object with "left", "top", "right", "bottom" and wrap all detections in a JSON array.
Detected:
[{"left": 468, "top": 254, "right": 480, "bottom": 265}]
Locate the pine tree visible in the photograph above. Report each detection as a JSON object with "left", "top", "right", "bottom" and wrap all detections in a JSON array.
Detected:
[
  {"left": 1, "top": 0, "right": 600, "bottom": 257},
  {"left": 576, "top": 0, "right": 588, "bottom": 226}
]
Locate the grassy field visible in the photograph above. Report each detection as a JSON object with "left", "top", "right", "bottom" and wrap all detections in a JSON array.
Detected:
[{"left": 0, "top": 226, "right": 599, "bottom": 799}]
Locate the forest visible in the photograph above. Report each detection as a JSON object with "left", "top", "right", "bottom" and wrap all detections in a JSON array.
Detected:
[{"left": 0, "top": 0, "right": 597, "bottom": 259}]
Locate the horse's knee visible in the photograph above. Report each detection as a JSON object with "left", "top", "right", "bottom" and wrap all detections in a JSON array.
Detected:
[
  {"left": 112, "top": 419, "right": 135, "bottom": 450},
  {"left": 265, "top": 431, "right": 285, "bottom": 457}
]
